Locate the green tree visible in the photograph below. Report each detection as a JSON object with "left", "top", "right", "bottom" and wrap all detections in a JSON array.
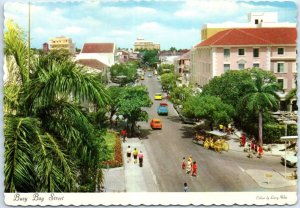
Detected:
[
  {"left": 157, "top": 63, "right": 174, "bottom": 75},
  {"left": 107, "top": 86, "right": 124, "bottom": 126},
  {"left": 183, "top": 95, "right": 234, "bottom": 129},
  {"left": 160, "top": 72, "right": 177, "bottom": 92},
  {"left": 110, "top": 61, "right": 138, "bottom": 86},
  {"left": 117, "top": 86, "right": 152, "bottom": 136},
  {"left": 4, "top": 20, "right": 109, "bottom": 192},
  {"left": 240, "top": 69, "right": 279, "bottom": 146},
  {"left": 169, "top": 86, "right": 193, "bottom": 106},
  {"left": 141, "top": 49, "right": 159, "bottom": 68}
]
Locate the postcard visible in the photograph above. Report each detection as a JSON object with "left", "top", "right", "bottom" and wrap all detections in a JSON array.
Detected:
[{"left": 2, "top": 0, "right": 298, "bottom": 206}]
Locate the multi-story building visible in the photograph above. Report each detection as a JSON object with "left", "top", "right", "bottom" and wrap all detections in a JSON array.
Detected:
[
  {"left": 49, "top": 36, "right": 76, "bottom": 54},
  {"left": 76, "top": 42, "right": 117, "bottom": 67},
  {"left": 174, "top": 51, "right": 191, "bottom": 85},
  {"left": 201, "top": 12, "right": 296, "bottom": 41},
  {"left": 190, "top": 27, "right": 297, "bottom": 109},
  {"left": 134, "top": 38, "right": 160, "bottom": 51}
]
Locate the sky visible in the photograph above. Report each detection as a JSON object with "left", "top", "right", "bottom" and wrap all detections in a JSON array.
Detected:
[{"left": 4, "top": 0, "right": 298, "bottom": 50}]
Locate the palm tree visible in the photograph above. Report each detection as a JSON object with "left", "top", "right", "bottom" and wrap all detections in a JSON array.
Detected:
[
  {"left": 4, "top": 20, "right": 109, "bottom": 192},
  {"left": 241, "top": 69, "right": 279, "bottom": 146}
]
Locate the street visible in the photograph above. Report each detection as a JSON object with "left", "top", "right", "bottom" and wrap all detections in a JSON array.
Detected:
[{"left": 137, "top": 71, "right": 297, "bottom": 192}]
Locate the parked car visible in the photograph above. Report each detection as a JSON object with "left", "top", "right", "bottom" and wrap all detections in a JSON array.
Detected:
[
  {"left": 148, "top": 74, "right": 152, "bottom": 78},
  {"left": 157, "top": 102, "right": 168, "bottom": 116},
  {"left": 281, "top": 153, "right": 297, "bottom": 167},
  {"left": 150, "top": 119, "right": 162, "bottom": 129},
  {"left": 141, "top": 76, "right": 144, "bottom": 80},
  {"left": 154, "top": 93, "right": 163, "bottom": 100}
]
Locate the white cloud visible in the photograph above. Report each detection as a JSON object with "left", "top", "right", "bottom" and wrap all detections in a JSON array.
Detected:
[{"left": 62, "top": 26, "right": 87, "bottom": 35}]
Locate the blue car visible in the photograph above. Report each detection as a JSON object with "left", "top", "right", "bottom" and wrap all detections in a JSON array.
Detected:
[{"left": 157, "top": 103, "right": 168, "bottom": 116}]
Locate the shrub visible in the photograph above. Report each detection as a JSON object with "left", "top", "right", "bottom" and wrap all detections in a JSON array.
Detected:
[
  {"left": 101, "top": 132, "right": 123, "bottom": 168},
  {"left": 263, "top": 123, "right": 297, "bottom": 144}
]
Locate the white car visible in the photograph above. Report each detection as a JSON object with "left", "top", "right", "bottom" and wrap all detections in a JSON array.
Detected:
[{"left": 281, "top": 153, "right": 297, "bottom": 167}]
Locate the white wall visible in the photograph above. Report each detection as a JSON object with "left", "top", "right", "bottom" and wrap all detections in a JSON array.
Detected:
[{"left": 76, "top": 53, "right": 115, "bottom": 67}]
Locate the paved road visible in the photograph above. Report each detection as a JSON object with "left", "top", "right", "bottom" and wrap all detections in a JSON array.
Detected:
[{"left": 138, "top": 71, "right": 297, "bottom": 192}]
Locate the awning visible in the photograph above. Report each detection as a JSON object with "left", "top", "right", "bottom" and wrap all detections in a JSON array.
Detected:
[
  {"left": 280, "top": 136, "right": 298, "bottom": 142},
  {"left": 206, "top": 130, "right": 227, "bottom": 137}
]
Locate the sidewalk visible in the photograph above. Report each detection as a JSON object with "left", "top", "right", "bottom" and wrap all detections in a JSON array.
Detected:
[
  {"left": 122, "top": 138, "right": 159, "bottom": 192},
  {"left": 227, "top": 131, "right": 297, "bottom": 189},
  {"left": 227, "top": 132, "right": 294, "bottom": 157},
  {"left": 103, "top": 137, "right": 159, "bottom": 192},
  {"left": 245, "top": 169, "right": 297, "bottom": 189}
]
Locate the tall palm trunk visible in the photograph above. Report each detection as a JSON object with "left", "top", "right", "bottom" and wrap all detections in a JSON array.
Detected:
[{"left": 258, "top": 112, "right": 263, "bottom": 146}]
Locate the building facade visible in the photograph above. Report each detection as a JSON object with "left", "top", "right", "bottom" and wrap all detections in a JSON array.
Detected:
[
  {"left": 190, "top": 28, "right": 297, "bottom": 95},
  {"left": 201, "top": 12, "right": 296, "bottom": 40},
  {"left": 134, "top": 38, "right": 160, "bottom": 51},
  {"left": 175, "top": 51, "right": 191, "bottom": 85},
  {"left": 49, "top": 36, "right": 76, "bottom": 54},
  {"left": 76, "top": 43, "right": 117, "bottom": 67}
]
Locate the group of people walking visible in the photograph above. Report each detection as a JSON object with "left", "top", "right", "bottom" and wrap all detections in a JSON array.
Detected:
[
  {"left": 181, "top": 156, "right": 197, "bottom": 177},
  {"left": 241, "top": 135, "right": 263, "bottom": 159},
  {"left": 126, "top": 146, "right": 144, "bottom": 167}
]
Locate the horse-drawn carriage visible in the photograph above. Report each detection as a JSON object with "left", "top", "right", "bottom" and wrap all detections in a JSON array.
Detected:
[{"left": 193, "top": 130, "right": 229, "bottom": 153}]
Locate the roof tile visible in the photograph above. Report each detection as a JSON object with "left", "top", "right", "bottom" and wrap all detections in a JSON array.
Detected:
[{"left": 196, "top": 28, "right": 296, "bottom": 47}]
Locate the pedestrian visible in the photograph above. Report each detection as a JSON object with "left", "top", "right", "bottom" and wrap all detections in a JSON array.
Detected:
[
  {"left": 121, "top": 128, "right": 127, "bottom": 143},
  {"left": 186, "top": 157, "right": 192, "bottom": 174},
  {"left": 126, "top": 146, "right": 132, "bottom": 163},
  {"left": 240, "top": 133, "right": 246, "bottom": 147},
  {"left": 191, "top": 161, "right": 197, "bottom": 177},
  {"left": 257, "top": 145, "right": 263, "bottom": 159},
  {"left": 219, "top": 124, "right": 224, "bottom": 132},
  {"left": 133, "top": 148, "right": 139, "bottom": 164},
  {"left": 138, "top": 150, "right": 144, "bottom": 167},
  {"left": 183, "top": 182, "right": 189, "bottom": 192},
  {"left": 181, "top": 157, "right": 186, "bottom": 169}
]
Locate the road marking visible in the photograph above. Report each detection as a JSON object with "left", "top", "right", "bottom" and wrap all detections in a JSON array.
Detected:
[
  {"left": 238, "top": 166, "right": 245, "bottom": 172},
  {"left": 150, "top": 166, "right": 158, "bottom": 185}
]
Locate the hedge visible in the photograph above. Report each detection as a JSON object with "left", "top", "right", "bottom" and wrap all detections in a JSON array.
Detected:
[{"left": 263, "top": 123, "right": 297, "bottom": 144}]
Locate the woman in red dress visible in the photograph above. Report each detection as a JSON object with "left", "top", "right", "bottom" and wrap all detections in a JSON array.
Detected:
[{"left": 191, "top": 161, "right": 197, "bottom": 176}]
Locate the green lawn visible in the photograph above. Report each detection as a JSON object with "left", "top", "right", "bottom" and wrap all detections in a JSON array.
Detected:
[{"left": 103, "top": 132, "right": 116, "bottom": 160}]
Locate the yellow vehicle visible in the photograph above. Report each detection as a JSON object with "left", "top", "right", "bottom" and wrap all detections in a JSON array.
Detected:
[
  {"left": 141, "top": 76, "right": 144, "bottom": 80},
  {"left": 154, "top": 93, "right": 163, "bottom": 100},
  {"left": 203, "top": 130, "right": 229, "bottom": 153}
]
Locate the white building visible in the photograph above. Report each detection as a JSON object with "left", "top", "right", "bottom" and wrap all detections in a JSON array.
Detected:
[{"left": 76, "top": 43, "right": 117, "bottom": 67}]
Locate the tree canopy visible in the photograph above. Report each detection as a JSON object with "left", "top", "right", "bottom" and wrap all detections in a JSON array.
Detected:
[
  {"left": 117, "top": 86, "right": 152, "bottom": 136},
  {"left": 183, "top": 95, "right": 234, "bottom": 127},
  {"left": 110, "top": 61, "right": 138, "bottom": 86},
  {"left": 160, "top": 72, "right": 177, "bottom": 92}
]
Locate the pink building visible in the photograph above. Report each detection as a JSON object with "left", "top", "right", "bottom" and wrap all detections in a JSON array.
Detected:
[
  {"left": 175, "top": 51, "right": 191, "bottom": 85},
  {"left": 190, "top": 28, "right": 297, "bottom": 95}
]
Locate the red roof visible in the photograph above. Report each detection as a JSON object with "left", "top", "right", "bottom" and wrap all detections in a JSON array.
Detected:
[
  {"left": 179, "top": 51, "right": 190, "bottom": 60},
  {"left": 82, "top": 43, "right": 115, "bottom": 53},
  {"left": 77, "top": 59, "right": 107, "bottom": 70},
  {"left": 196, "top": 28, "right": 296, "bottom": 47}
]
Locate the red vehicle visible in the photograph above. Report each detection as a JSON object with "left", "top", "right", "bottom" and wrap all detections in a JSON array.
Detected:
[{"left": 150, "top": 119, "right": 162, "bottom": 129}]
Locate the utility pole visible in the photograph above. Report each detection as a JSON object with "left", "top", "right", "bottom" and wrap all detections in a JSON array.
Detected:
[{"left": 28, "top": 1, "right": 31, "bottom": 76}]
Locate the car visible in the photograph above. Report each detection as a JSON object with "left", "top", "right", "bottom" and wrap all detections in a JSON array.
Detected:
[
  {"left": 281, "top": 153, "right": 297, "bottom": 167},
  {"left": 147, "top": 74, "right": 152, "bottom": 78},
  {"left": 178, "top": 113, "right": 196, "bottom": 124},
  {"left": 154, "top": 93, "right": 163, "bottom": 100},
  {"left": 141, "top": 76, "right": 144, "bottom": 80},
  {"left": 157, "top": 102, "right": 168, "bottom": 115},
  {"left": 150, "top": 119, "right": 162, "bottom": 129}
]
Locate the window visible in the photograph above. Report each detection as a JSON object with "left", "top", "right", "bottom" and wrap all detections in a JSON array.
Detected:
[
  {"left": 238, "top": 48, "right": 245, "bottom": 56},
  {"left": 238, "top": 63, "right": 245, "bottom": 70},
  {"left": 253, "top": 48, "right": 259, "bottom": 58},
  {"left": 255, "top": 19, "right": 259, "bottom": 24},
  {"left": 253, "top": 63, "right": 259, "bottom": 68},
  {"left": 224, "top": 49, "right": 230, "bottom": 58},
  {"left": 224, "top": 64, "right": 230, "bottom": 72},
  {"left": 278, "top": 48, "right": 284, "bottom": 55},
  {"left": 277, "top": 79, "right": 284, "bottom": 89},
  {"left": 277, "top": 63, "right": 284, "bottom": 73}
]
